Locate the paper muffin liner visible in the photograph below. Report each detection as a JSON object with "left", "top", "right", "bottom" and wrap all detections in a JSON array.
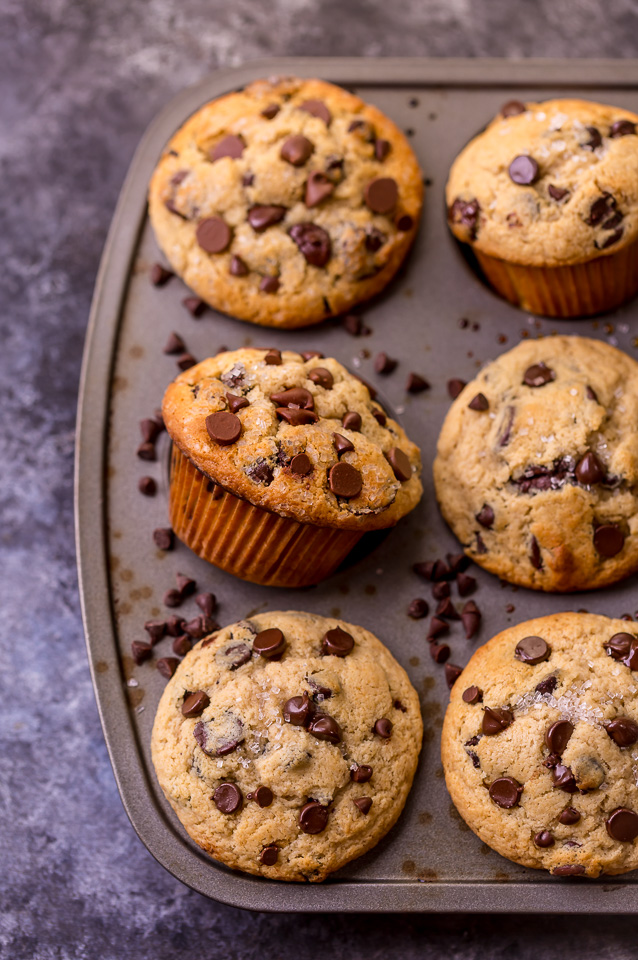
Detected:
[
  {"left": 475, "top": 239, "right": 638, "bottom": 318},
  {"left": 168, "top": 446, "right": 363, "bottom": 588}
]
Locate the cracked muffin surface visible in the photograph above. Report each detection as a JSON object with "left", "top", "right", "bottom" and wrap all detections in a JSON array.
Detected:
[
  {"left": 163, "top": 347, "right": 422, "bottom": 531},
  {"left": 446, "top": 98, "right": 638, "bottom": 267},
  {"left": 433, "top": 336, "right": 638, "bottom": 591},
  {"left": 151, "top": 611, "right": 423, "bottom": 882},
  {"left": 148, "top": 76, "right": 422, "bottom": 328},
  {"left": 442, "top": 612, "right": 638, "bottom": 877}
]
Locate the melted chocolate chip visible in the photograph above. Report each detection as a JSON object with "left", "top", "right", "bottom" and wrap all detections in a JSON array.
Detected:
[
  {"left": 552, "top": 763, "right": 577, "bottom": 793},
  {"left": 305, "top": 171, "right": 334, "bottom": 207},
  {"left": 606, "top": 717, "right": 638, "bottom": 747},
  {"left": 482, "top": 706, "right": 513, "bottom": 735},
  {"left": 276, "top": 407, "right": 319, "bottom": 426},
  {"left": 476, "top": 504, "right": 494, "bottom": 529},
  {"left": 206, "top": 411, "right": 242, "bottom": 446},
  {"left": 182, "top": 691, "right": 210, "bottom": 718},
  {"left": 329, "top": 462, "right": 362, "bottom": 498},
  {"left": 210, "top": 135, "right": 245, "bottom": 162},
  {"left": 283, "top": 693, "right": 315, "bottom": 727},
  {"left": 529, "top": 537, "right": 543, "bottom": 570},
  {"left": 559, "top": 807, "right": 581, "bottom": 825},
  {"left": 582, "top": 126, "right": 602, "bottom": 150},
  {"left": 288, "top": 222, "right": 331, "bottom": 267},
  {"left": 586, "top": 193, "right": 616, "bottom": 226},
  {"left": 299, "top": 801, "right": 329, "bottom": 834},
  {"left": 260, "top": 844, "right": 278, "bottom": 866},
  {"left": 270, "top": 387, "right": 315, "bottom": 410},
  {"left": 260, "top": 275, "right": 280, "bottom": 293},
  {"left": 508, "top": 155, "right": 539, "bottom": 185},
  {"left": 280, "top": 134, "right": 314, "bottom": 166},
  {"left": 515, "top": 636, "right": 551, "bottom": 665},
  {"left": 299, "top": 99, "right": 331, "bottom": 125},
  {"left": 610, "top": 119, "right": 636, "bottom": 137},
  {"left": 248, "top": 205, "right": 286, "bottom": 232},
  {"left": 308, "top": 715, "right": 342, "bottom": 744},
  {"left": 548, "top": 184, "right": 570, "bottom": 202},
  {"left": 373, "top": 718, "right": 393, "bottom": 739},
  {"left": 534, "top": 831, "right": 555, "bottom": 848},
  {"left": 351, "top": 764, "right": 373, "bottom": 783},
  {"left": 545, "top": 720, "right": 573, "bottom": 754},
  {"left": 213, "top": 783, "right": 242, "bottom": 814},
  {"left": 322, "top": 627, "right": 354, "bottom": 657},
  {"left": 523, "top": 362, "right": 554, "bottom": 387},
  {"left": 253, "top": 628, "right": 287, "bottom": 660},
  {"left": 290, "top": 453, "right": 312, "bottom": 477},
  {"left": 308, "top": 367, "right": 333, "bottom": 389},
  {"left": 606, "top": 807, "right": 638, "bottom": 842},
  {"left": 448, "top": 198, "right": 481, "bottom": 240},
  {"left": 593, "top": 523, "right": 625, "bottom": 558},
  {"left": 261, "top": 103, "right": 280, "bottom": 120},
  {"left": 462, "top": 685, "right": 483, "bottom": 705},
  {"left": 553, "top": 865, "right": 585, "bottom": 876},
  {"left": 574, "top": 452, "right": 605, "bottom": 485},
  {"left": 489, "top": 777, "right": 523, "bottom": 808}
]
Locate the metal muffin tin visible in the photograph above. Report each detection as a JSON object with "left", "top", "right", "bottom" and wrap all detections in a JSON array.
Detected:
[{"left": 76, "top": 57, "right": 638, "bottom": 912}]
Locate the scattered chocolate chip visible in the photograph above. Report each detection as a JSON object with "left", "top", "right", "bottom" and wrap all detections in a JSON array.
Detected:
[
  {"left": 182, "top": 296, "right": 206, "bottom": 317},
  {"left": 131, "top": 640, "right": 152, "bottom": 665},
  {"left": 342, "top": 314, "right": 368, "bottom": 336},
  {"left": 308, "top": 715, "right": 342, "bottom": 744},
  {"left": 328, "top": 462, "right": 362, "bottom": 498},
  {"left": 289, "top": 222, "right": 331, "bottom": 267},
  {"left": 559, "top": 807, "right": 581, "bottom": 825},
  {"left": 515, "top": 635, "right": 550, "bottom": 665},
  {"left": 593, "top": 523, "right": 625, "bottom": 558},
  {"left": 406, "top": 372, "right": 429, "bottom": 393},
  {"left": 468, "top": 393, "right": 488, "bottom": 411},
  {"left": 445, "top": 663, "right": 463, "bottom": 688},
  {"left": 545, "top": 720, "right": 574, "bottom": 754},
  {"left": 433, "top": 581, "right": 450, "bottom": 601},
  {"left": 153, "top": 527, "right": 174, "bottom": 551},
  {"left": 610, "top": 119, "right": 636, "bottom": 137},
  {"left": 163, "top": 588, "right": 182, "bottom": 609},
  {"left": 374, "top": 352, "right": 397, "bottom": 375},
  {"left": 206, "top": 411, "right": 242, "bottom": 446},
  {"left": 457, "top": 573, "right": 476, "bottom": 598},
  {"left": 213, "top": 783, "right": 242, "bottom": 814},
  {"left": 289, "top": 453, "right": 312, "bottom": 477},
  {"left": 508, "top": 155, "right": 539, "bottom": 185},
  {"left": 138, "top": 476, "right": 157, "bottom": 496},
  {"left": 575, "top": 451, "right": 604, "bottom": 485},
  {"left": 151, "top": 263, "right": 174, "bottom": 286},
  {"left": 552, "top": 763, "right": 578, "bottom": 793},
  {"left": 529, "top": 536, "right": 543, "bottom": 571},
  {"left": 408, "top": 598, "right": 429, "bottom": 619},
  {"left": 606, "top": 807, "right": 638, "bottom": 842},
  {"left": 436, "top": 597, "right": 460, "bottom": 621},
  {"left": 462, "top": 685, "right": 483, "bottom": 705},
  {"left": 299, "top": 99, "right": 331, "bottom": 125},
  {"left": 582, "top": 126, "right": 602, "bottom": 150},
  {"left": 482, "top": 706, "right": 513, "bottom": 735},
  {"left": 501, "top": 100, "right": 526, "bottom": 117},
  {"left": 461, "top": 601, "right": 481, "bottom": 640},
  {"left": 176, "top": 353, "right": 197, "bottom": 371},
  {"left": 195, "top": 593, "right": 217, "bottom": 617},
  {"left": 447, "top": 379, "right": 467, "bottom": 400},
  {"left": 248, "top": 205, "right": 287, "bottom": 232},
  {"left": 280, "top": 134, "right": 314, "bottom": 166},
  {"left": 156, "top": 657, "right": 179, "bottom": 679},
  {"left": 144, "top": 620, "right": 166, "bottom": 644},
  {"left": 181, "top": 690, "right": 210, "bottom": 718},
  {"left": 163, "top": 331, "right": 185, "bottom": 355},
  {"left": 261, "top": 103, "right": 280, "bottom": 119},
  {"left": 211, "top": 135, "right": 245, "bottom": 162},
  {"left": 365, "top": 177, "right": 398, "bottom": 215},
  {"left": 283, "top": 693, "right": 315, "bottom": 726},
  {"left": 534, "top": 831, "right": 555, "bottom": 848},
  {"left": 428, "top": 616, "right": 449, "bottom": 640},
  {"left": 196, "top": 217, "right": 232, "bottom": 254},
  {"left": 229, "top": 255, "right": 249, "bottom": 276},
  {"left": 353, "top": 797, "right": 373, "bottom": 815},
  {"left": 165, "top": 615, "right": 185, "bottom": 638},
  {"left": 172, "top": 634, "right": 192, "bottom": 656},
  {"left": 523, "top": 362, "right": 554, "bottom": 387},
  {"left": 489, "top": 777, "right": 523, "bottom": 808},
  {"left": 253, "top": 628, "right": 287, "bottom": 660},
  {"left": 351, "top": 764, "right": 373, "bottom": 783},
  {"left": 548, "top": 184, "right": 570, "bottom": 202},
  {"left": 305, "top": 171, "right": 334, "bottom": 207},
  {"left": 606, "top": 717, "right": 638, "bottom": 747},
  {"left": 373, "top": 718, "right": 392, "bottom": 739},
  {"left": 308, "top": 367, "right": 334, "bottom": 389},
  {"left": 299, "top": 800, "right": 329, "bottom": 834},
  {"left": 476, "top": 504, "right": 494, "bottom": 529},
  {"left": 447, "top": 553, "right": 470, "bottom": 575},
  {"left": 137, "top": 441, "right": 156, "bottom": 462},
  {"left": 182, "top": 617, "right": 208, "bottom": 639},
  {"left": 430, "top": 642, "right": 450, "bottom": 664},
  {"left": 260, "top": 844, "right": 278, "bottom": 865}
]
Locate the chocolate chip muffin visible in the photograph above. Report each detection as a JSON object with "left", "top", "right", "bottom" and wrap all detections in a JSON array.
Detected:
[
  {"left": 148, "top": 76, "right": 423, "bottom": 328},
  {"left": 151, "top": 611, "right": 423, "bottom": 882},
  {"left": 442, "top": 612, "right": 638, "bottom": 877},
  {"left": 433, "top": 336, "right": 638, "bottom": 592},
  {"left": 446, "top": 98, "right": 638, "bottom": 317},
  {"left": 163, "top": 347, "right": 422, "bottom": 587}
]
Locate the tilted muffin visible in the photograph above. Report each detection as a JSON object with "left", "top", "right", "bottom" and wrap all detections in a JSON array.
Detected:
[
  {"left": 442, "top": 612, "right": 638, "bottom": 878},
  {"left": 163, "top": 347, "right": 422, "bottom": 587},
  {"left": 433, "top": 336, "right": 638, "bottom": 592},
  {"left": 149, "top": 76, "right": 422, "bottom": 328},
  {"left": 447, "top": 98, "right": 638, "bottom": 317},
  {"left": 151, "top": 611, "right": 423, "bottom": 882}
]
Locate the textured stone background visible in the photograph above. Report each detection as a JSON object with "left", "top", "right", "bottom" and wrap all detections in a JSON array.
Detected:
[{"left": 3, "top": 1, "right": 638, "bottom": 956}]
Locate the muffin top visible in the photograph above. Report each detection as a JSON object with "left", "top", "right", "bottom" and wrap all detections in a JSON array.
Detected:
[
  {"left": 442, "top": 612, "right": 638, "bottom": 878},
  {"left": 148, "top": 76, "right": 423, "bottom": 328},
  {"left": 163, "top": 347, "right": 422, "bottom": 531},
  {"left": 433, "top": 336, "right": 638, "bottom": 591},
  {"left": 151, "top": 611, "right": 423, "bottom": 882},
  {"left": 446, "top": 98, "right": 638, "bottom": 267}
]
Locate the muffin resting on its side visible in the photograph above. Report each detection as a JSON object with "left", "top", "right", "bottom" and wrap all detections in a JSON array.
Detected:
[
  {"left": 434, "top": 336, "right": 638, "bottom": 592},
  {"left": 162, "top": 347, "right": 422, "bottom": 587},
  {"left": 446, "top": 98, "right": 638, "bottom": 317},
  {"left": 442, "top": 612, "right": 638, "bottom": 878},
  {"left": 151, "top": 610, "right": 423, "bottom": 882},
  {"left": 149, "top": 75, "right": 423, "bottom": 328}
]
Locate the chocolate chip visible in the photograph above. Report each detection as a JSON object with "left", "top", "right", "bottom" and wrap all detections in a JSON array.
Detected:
[
  {"left": 183, "top": 617, "right": 208, "bottom": 639},
  {"left": 430, "top": 642, "right": 450, "bottom": 664},
  {"left": 137, "top": 441, "right": 156, "bottom": 461},
  {"left": 414, "top": 560, "right": 449, "bottom": 582},
  {"left": 276, "top": 407, "right": 318, "bottom": 426},
  {"left": 205, "top": 411, "right": 242, "bottom": 446},
  {"left": 457, "top": 573, "right": 476, "bottom": 597},
  {"left": 508, "top": 155, "right": 539, "bottom": 185},
  {"left": 545, "top": 720, "right": 573, "bottom": 754},
  {"left": 461, "top": 601, "right": 481, "bottom": 639},
  {"left": 406, "top": 372, "right": 429, "bottom": 393},
  {"left": 196, "top": 217, "right": 232, "bottom": 254},
  {"left": 181, "top": 690, "right": 210, "bottom": 718},
  {"left": 281, "top": 134, "right": 314, "bottom": 166},
  {"left": 218, "top": 642, "right": 252, "bottom": 671},
  {"left": 213, "top": 783, "right": 242, "bottom": 814},
  {"left": 365, "top": 228, "right": 387, "bottom": 252},
  {"left": 163, "top": 588, "right": 182, "bottom": 608},
  {"left": 610, "top": 119, "right": 636, "bottom": 137},
  {"left": 261, "top": 103, "right": 280, "bottom": 119},
  {"left": 289, "top": 222, "right": 331, "bottom": 267},
  {"left": 575, "top": 451, "right": 604, "bottom": 485},
  {"left": 408, "top": 598, "right": 429, "bottom": 619},
  {"left": 523, "top": 362, "right": 554, "bottom": 387},
  {"left": 195, "top": 593, "right": 217, "bottom": 617},
  {"left": 211, "top": 135, "right": 245, "bottom": 162},
  {"left": 374, "top": 137, "right": 391, "bottom": 161},
  {"left": 299, "top": 800, "right": 329, "bottom": 834},
  {"left": 559, "top": 807, "right": 581, "bottom": 825},
  {"left": 515, "top": 635, "right": 550, "bottom": 665},
  {"left": 482, "top": 706, "right": 513, "bottom": 735},
  {"left": 271, "top": 387, "right": 315, "bottom": 410},
  {"left": 596, "top": 228, "right": 624, "bottom": 249},
  {"left": 151, "top": 263, "right": 174, "bottom": 286},
  {"left": 476, "top": 504, "right": 494, "bottom": 529},
  {"left": 593, "top": 523, "right": 625, "bottom": 558},
  {"left": 475, "top": 534, "right": 487, "bottom": 555},
  {"left": 552, "top": 763, "right": 577, "bottom": 793},
  {"left": 342, "top": 411, "right": 362, "bottom": 432},
  {"left": 606, "top": 807, "right": 638, "bottom": 842},
  {"left": 182, "top": 296, "right": 206, "bottom": 317},
  {"left": 351, "top": 764, "right": 373, "bottom": 783},
  {"left": 527, "top": 536, "right": 542, "bottom": 571},
  {"left": 448, "top": 552, "right": 470, "bottom": 574},
  {"left": 468, "top": 393, "right": 488, "bottom": 411},
  {"left": 534, "top": 831, "right": 555, "bottom": 848},
  {"left": 321, "top": 627, "right": 354, "bottom": 658},
  {"left": 131, "top": 640, "right": 152, "bottom": 665},
  {"left": 224, "top": 392, "right": 248, "bottom": 415},
  {"left": 176, "top": 353, "right": 197, "bottom": 371},
  {"left": 260, "top": 844, "right": 278, "bottom": 866},
  {"left": 305, "top": 171, "right": 334, "bottom": 207},
  {"left": 445, "top": 663, "right": 463, "bottom": 689},
  {"left": 165, "top": 615, "right": 185, "bottom": 638},
  {"left": 138, "top": 476, "right": 157, "bottom": 496},
  {"left": 606, "top": 717, "right": 638, "bottom": 747},
  {"left": 230, "top": 255, "right": 249, "bottom": 276},
  {"left": 553, "top": 865, "right": 585, "bottom": 876},
  {"left": 163, "top": 331, "right": 185, "bottom": 355},
  {"left": 374, "top": 352, "right": 397, "bottom": 375},
  {"left": 433, "top": 582, "right": 450, "bottom": 601},
  {"left": 253, "top": 628, "right": 286, "bottom": 660},
  {"left": 448, "top": 198, "right": 481, "bottom": 239},
  {"left": 582, "top": 126, "right": 602, "bottom": 150},
  {"left": 604, "top": 632, "right": 637, "bottom": 664},
  {"left": 489, "top": 777, "right": 523, "bottom": 808},
  {"left": 386, "top": 448, "right": 412, "bottom": 483},
  {"left": 501, "top": 100, "right": 526, "bottom": 117},
  {"left": 289, "top": 453, "right": 312, "bottom": 477},
  {"left": 144, "top": 620, "right": 166, "bottom": 644},
  {"left": 373, "top": 718, "right": 392, "bottom": 738},
  {"left": 365, "top": 177, "right": 398, "bottom": 214},
  {"left": 308, "top": 715, "right": 342, "bottom": 744},
  {"left": 329, "top": 462, "right": 362, "bottom": 498},
  {"left": 548, "top": 184, "right": 570, "bottom": 202},
  {"left": 428, "top": 617, "right": 449, "bottom": 640},
  {"left": 343, "top": 314, "right": 367, "bottom": 336},
  {"left": 462, "top": 685, "right": 483, "bottom": 705},
  {"left": 447, "top": 379, "right": 467, "bottom": 399},
  {"left": 436, "top": 597, "right": 460, "bottom": 621},
  {"left": 248, "top": 205, "right": 287, "bottom": 232},
  {"left": 353, "top": 797, "right": 373, "bottom": 815},
  {"left": 331, "top": 433, "right": 353, "bottom": 457},
  {"left": 153, "top": 527, "right": 174, "bottom": 551},
  {"left": 299, "top": 98, "right": 331, "bottom": 125},
  {"left": 156, "top": 657, "right": 179, "bottom": 679},
  {"left": 396, "top": 214, "right": 414, "bottom": 231},
  {"left": 283, "top": 693, "right": 315, "bottom": 726},
  {"left": 372, "top": 409, "right": 386, "bottom": 426},
  {"left": 308, "top": 367, "right": 333, "bottom": 389}
]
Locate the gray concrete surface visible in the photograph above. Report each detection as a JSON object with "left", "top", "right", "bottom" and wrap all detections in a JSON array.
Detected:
[{"left": 2, "top": 0, "right": 638, "bottom": 956}]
